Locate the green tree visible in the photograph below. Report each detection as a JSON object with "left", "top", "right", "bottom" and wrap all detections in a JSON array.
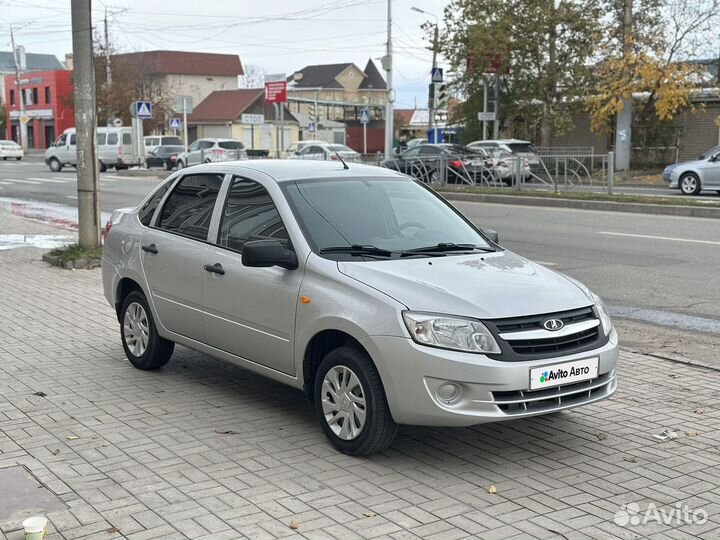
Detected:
[{"left": 439, "top": 0, "right": 602, "bottom": 146}]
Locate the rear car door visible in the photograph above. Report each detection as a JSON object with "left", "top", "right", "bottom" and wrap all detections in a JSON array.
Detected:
[
  {"left": 202, "top": 176, "right": 302, "bottom": 375},
  {"left": 141, "top": 173, "right": 224, "bottom": 341}
]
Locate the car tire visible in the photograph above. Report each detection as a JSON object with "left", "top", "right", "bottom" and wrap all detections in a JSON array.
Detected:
[
  {"left": 165, "top": 162, "right": 173, "bottom": 171},
  {"left": 48, "top": 158, "right": 62, "bottom": 172},
  {"left": 314, "top": 346, "right": 397, "bottom": 456},
  {"left": 99, "top": 161, "right": 107, "bottom": 173},
  {"left": 16, "top": 157, "right": 21, "bottom": 161},
  {"left": 1, "top": 157, "right": 6, "bottom": 160},
  {"left": 177, "top": 160, "right": 185, "bottom": 170},
  {"left": 120, "top": 291, "right": 174, "bottom": 370},
  {"left": 679, "top": 173, "right": 701, "bottom": 195}
]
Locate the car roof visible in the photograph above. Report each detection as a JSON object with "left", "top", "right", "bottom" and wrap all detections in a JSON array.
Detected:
[{"left": 176, "top": 159, "right": 407, "bottom": 183}]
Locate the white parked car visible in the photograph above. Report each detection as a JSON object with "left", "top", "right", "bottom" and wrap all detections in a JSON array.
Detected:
[
  {"left": 0, "top": 140, "right": 23, "bottom": 160},
  {"left": 469, "top": 139, "right": 541, "bottom": 167},
  {"left": 291, "top": 142, "right": 361, "bottom": 163},
  {"left": 176, "top": 138, "right": 247, "bottom": 169},
  {"left": 467, "top": 144, "right": 530, "bottom": 185}
]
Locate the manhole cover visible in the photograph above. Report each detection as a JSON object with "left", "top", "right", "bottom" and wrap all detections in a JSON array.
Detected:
[{"left": 0, "top": 466, "right": 65, "bottom": 531}]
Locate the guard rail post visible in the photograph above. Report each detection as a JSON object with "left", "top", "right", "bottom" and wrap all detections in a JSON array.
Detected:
[{"left": 608, "top": 151, "right": 615, "bottom": 195}]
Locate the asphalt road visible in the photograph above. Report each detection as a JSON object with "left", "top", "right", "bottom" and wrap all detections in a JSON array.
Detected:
[{"left": 2, "top": 157, "right": 718, "bottom": 360}]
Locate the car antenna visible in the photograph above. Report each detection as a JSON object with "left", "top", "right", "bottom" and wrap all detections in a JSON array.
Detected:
[{"left": 334, "top": 151, "right": 349, "bottom": 170}]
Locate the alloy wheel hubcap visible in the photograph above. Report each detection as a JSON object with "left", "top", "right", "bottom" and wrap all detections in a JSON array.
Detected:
[
  {"left": 123, "top": 302, "right": 150, "bottom": 357},
  {"left": 321, "top": 365, "right": 367, "bottom": 440},
  {"left": 683, "top": 177, "right": 696, "bottom": 192}
]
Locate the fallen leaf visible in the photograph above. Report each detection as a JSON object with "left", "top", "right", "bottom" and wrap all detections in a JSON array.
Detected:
[
  {"left": 623, "top": 456, "right": 636, "bottom": 463},
  {"left": 687, "top": 431, "right": 699, "bottom": 438},
  {"left": 669, "top": 374, "right": 680, "bottom": 379},
  {"left": 51, "top": 449, "right": 60, "bottom": 456},
  {"left": 694, "top": 408, "right": 705, "bottom": 414},
  {"left": 106, "top": 527, "right": 121, "bottom": 534},
  {"left": 362, "top": 511, "right": 377, "bottom": 517},
  {"left": 488, "top": 485, "right": 497, "bottom": 494},
  {"left": 33, "top": 391, "right": 47, "bottom": 397},
  {"left": 289, "top": 519, "right": 299, "bottom": 530},
  {"left": 67, "top": 435, "right": 79, "bottom": 441},
  {"left": 596, "top": 433, "right": 608, "bottom": 441}
]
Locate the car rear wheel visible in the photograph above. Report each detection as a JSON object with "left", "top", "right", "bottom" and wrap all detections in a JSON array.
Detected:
[
  {"left": 120, "top": 291, "right": 174, "bottom": 370},
  {"left": 177, "top": 160, "right": 185, "bottom": 170},
  {"left": 314, "top": 346, "right": 397, "bottom": 455},
  {"left": 165, "top": 161, "right": 173, "bottom": 171},
  {"left": 16, "top": 157, "right": 21, "bottom": 161},
  {"left": 48, "top": 158, "right": 62, "bottom": 172},
  {"left": 99, "top": 161, "right": 107, "bottom": 172},
  {"left": 679, "top": 173, "right": 701, "bottom": 195}
]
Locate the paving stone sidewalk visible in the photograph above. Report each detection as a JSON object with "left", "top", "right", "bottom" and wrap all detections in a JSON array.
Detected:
[{"left": 0, "top": 210, "right": 719, "bottom": 540}]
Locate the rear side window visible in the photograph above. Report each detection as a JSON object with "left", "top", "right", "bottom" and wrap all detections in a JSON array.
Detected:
[
  {"left": 123, "top": 133, "right": 131, "bottom": 145},
  {"left": 217, "top": 177, "right": 288, "bottom": 252},
  {"left": 157, "top": 174, "right": 223, "bottom": 241},
  {"left": 218, "top": 141, "right": 244, "bottom": 150},
  {"left": 508, "top": 143, "right": 537, "bottom": 153},
  {"left": 97, "top": 133, "right": 106, "bottom": 145},
  {"left": 138, "top": 181, "right": 173, "bottom": 226},
  {"left": 107, "top": 133, "right": 118, "bottom": 145}
]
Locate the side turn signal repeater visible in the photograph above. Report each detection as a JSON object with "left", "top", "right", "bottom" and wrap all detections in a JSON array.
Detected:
[{"left": 300, "top": 295, "right": 311, "bottom": 304}]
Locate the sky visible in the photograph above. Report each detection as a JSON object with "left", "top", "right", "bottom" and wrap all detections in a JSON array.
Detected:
[{"left": 0, "top": 0, "right": 451, "bottom": 110}]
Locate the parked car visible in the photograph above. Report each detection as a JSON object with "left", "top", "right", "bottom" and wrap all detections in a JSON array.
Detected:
[
  {"left": 395, "top": 137, "right": 427, "bottom": 154},
  {"left": 291, "top": 142, "right": 361, "bottom": 163},
  {"left": 102, "top": 160, "right": 618, "bottom": 455},
  {"left": 284, "top": 140, "right": 320, "bottom": 158},
  {"left": 382, "top": 143, "right": 493, "bottom": 184},
  {"left": 144, "top": 135, "right": 183, "bottom": 155},
  {"left": 470, "top": 139, "right": 541, "bottom": 167},
  {"left": 663, "top": 145, "right": 720, "bottom": 195},
  {"left": 662, "top": 146, "right": 720, "bottom": 195},
  {"left": 176, "top": 138, "right": 247, "bottom": 169},
  {"left": 44, "top": 127, "right": 134, "bottom": 172},
  {"left": 467, "top": 143, "right": 530, "bottom": 185},
  {"left": 0, "top": 140, "right": 23, "bottom": 160},
  {"left": 146, "top": 145, "right": 184, "bottom": 171}
]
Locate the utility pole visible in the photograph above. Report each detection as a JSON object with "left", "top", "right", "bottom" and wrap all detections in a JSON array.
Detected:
[
  {"left": 104, "top": 7, "right": 112, "bottom": 85},
  {"left": 412, "top": 6, "right": 438, "bottom": 142},
  {"left": 615, "top": 0, "right": 633, "bottom": 171},
  {"left": 9, "top": 25, "right": 28, "bottom": 152},
  {"left": 383, "top": 0, "right": 394, "bottom": 159},
  {"left": 71, "top": 0, "right": 101, "bottom": 249}
]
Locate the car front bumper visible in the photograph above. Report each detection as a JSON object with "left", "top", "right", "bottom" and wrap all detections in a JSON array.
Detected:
[{"left": 362, "top": 328, "right": 619, "bottom": 426}]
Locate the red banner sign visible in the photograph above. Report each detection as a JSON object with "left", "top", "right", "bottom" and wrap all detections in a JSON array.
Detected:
[{"left": 264, "top": 81, "right": 287, "bottom": 103}]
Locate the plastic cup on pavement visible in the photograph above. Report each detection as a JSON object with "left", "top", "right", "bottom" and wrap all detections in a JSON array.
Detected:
[{"left": 22, "top": 516, "right": 47, "bottom": 540}]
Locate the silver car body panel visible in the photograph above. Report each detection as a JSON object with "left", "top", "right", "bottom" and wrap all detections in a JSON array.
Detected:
[
  {"left": 668, "top": 157, "right": 720, "bottom": 189},
  {"left": 102, "top": 160, "right": 618, "bottom": 427}
]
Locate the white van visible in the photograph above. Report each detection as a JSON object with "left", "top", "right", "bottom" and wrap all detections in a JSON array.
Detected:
[
  {"left": 144, "top": 135, "right": 183, "bottom": 155},
  {"left": 44, "top": 127, "right": 135, "bottom": 172}
]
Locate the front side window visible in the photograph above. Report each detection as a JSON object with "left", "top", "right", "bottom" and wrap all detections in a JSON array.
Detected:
[
  {"left": 157, "top": 174, "right": 223, "bottom": 241},
  {"left": 69, "top": 134, "right": 76, "bottom": 145},
  {"left": 283, "top": 177, "right": 491, "bottom": 257},
  {"left": 217, "top": 177, "right": 288, "bottom": 252},
  {"left": 56, "top": 134, "right": 66, "bottom": 146}
]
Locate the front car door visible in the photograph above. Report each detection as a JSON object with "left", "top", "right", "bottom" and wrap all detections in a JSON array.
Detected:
[
  {"left": 703, "top": 153, "right": 720, "bottom": 187},
  {"left": 141, "top": 173, "right": 224, "bottom": 341},
  {"left": 185, "top": 141, "right": 200, "bottom": 165},
  {"left": 202, "top": 175, "right": 303, "bottom": 375}
]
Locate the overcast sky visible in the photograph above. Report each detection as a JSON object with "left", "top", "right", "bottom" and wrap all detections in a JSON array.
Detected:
[{"left": 0, "top": 0, "right": 450, "bottom": 110}]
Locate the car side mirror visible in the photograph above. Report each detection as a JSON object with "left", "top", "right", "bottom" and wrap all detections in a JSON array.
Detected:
[
  {"left": 242, "top": 239, "right": 298, "bottom": 270},
  {"left": 484, "top": 229, "right": 499, "bottom": 244}
]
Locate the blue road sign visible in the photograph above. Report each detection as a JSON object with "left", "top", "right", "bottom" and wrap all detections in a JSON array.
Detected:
[
  {"left": 169, "top": 118, "right": 182, "bottom": 129},
  {"left": 135, "top": 101, "right": 153, "bottom": 119},
  {"left": 360, "top": 108, "right": 369, "bottom": 124},
  {"left": 431, "top": 67, "right": 444, "bottom": 83}
]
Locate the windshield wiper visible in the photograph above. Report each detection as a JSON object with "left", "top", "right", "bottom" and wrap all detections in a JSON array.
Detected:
[
  {"left": 402, "top": 242, "right": 495, "bottom": 255},
  {"left": 319, "top": 244, "right": 395, "bottom": 257}
]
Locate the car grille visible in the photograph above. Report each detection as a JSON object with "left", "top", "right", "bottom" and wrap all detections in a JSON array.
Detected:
[
  {"left": 488, "top": 306, "right": 603, "bottom": 359},
  {"left": 492, "top": 372, "right": 614, "bottom": 415}
]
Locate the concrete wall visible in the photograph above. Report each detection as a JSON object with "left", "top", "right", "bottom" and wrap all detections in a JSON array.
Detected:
[{"left": 675, "top": 103, "right": 720, "bottom": 161}]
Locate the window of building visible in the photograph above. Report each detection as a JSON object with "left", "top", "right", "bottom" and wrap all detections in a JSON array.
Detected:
[
  {"left": 31, "top": 88, "right": 39, "bottom": 105},
  {"left": 9, "top": 90, "right": 14, "bottom": 106},
  {"left": 44, "top": 87, "right": 51, "bottom": 104}
]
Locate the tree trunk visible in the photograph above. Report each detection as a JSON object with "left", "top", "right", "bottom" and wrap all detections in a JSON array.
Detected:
[{"left": 541, "top": 1, "right": 557, "bottom": 148}]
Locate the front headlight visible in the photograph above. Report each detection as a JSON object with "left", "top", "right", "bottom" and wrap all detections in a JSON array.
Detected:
[
  {"left": 402, "top": 312, "right": 501, "bottom": 354},
  {"left": 593, "top": 293, "right": 612, "bottom": 337}
]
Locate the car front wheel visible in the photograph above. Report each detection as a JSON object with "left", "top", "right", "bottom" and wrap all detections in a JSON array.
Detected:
[
  {"left": 679, "top": 173, "right": 701, "bottom": 195},
  {"left": 314, "top": 346, "right": 397, "bottom": 456},
  {"left": 120, "top": 291, "right": 174, "bottom": 370},
  {"left": 177, "top": 160, "right": 185, "bottom": 170},
  {"left": 48, "top": 158, "right": 62, "bottom": 172}
]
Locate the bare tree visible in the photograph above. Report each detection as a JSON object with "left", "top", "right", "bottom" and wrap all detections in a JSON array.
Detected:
[{"left": 238, "top": 63, "right": 267, "bottom": 89}]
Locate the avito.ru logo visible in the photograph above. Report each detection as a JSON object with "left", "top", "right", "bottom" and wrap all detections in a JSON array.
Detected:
[{"left": 614, "top": 502, "right": 708, "bottom": 527}]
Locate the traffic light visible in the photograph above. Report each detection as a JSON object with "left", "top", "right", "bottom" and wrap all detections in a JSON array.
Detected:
[
  {"left": 428, "top": 83, "right": 435, "bottom": 109},
  {"left": 437, "top": 84, "right": 448, "bottom": 109}
]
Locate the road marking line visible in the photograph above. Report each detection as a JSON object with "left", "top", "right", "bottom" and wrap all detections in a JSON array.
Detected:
[
  {"left": 0, "top": 181, "right": 12, "bottom": 185},
  {"left": 65, "top": 195, "right": 78, "bottom": 200},
  {"left": 598, "top": 231, "right": 720, "bottom": 246},
  {"left": 4, "top": 179, "right": 41, "bottom": 184},
  {"left": 27, "top": 177, "right": 68, "bottom": 183}
]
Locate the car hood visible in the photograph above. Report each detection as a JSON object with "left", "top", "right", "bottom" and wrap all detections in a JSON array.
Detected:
[
  {"left": 338, "top": 250, "right": 592, "bottom": 319},
  {"left": 672, "top": 159, "right": 705, "bottom": 170}
]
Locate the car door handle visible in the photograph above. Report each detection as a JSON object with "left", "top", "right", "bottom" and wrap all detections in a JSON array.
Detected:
[
  {"left": 141, "top": 243, "right": 158, "bottom": 254},
  {"left": 204, "top": 263, "right": 225, "bottom": 275}
]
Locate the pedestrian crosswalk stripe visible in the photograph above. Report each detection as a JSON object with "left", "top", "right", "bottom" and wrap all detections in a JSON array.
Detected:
[
  {"left": 27, "top": 177, "right": 68, "bottom": 183},
  {"left": 5, "top": 179, "right": 41, "bottom": 184}
]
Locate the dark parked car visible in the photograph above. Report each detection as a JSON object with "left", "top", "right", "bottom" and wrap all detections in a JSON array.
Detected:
[
  {"left": 146, "top": 145, "right": 184, "bottom": 171},
  {"left": 382, "top": 144, "right": 493, "bottom": 184}
]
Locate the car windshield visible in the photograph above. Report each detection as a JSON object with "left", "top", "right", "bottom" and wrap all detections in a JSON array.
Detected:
[
  {"left": 218, "top": 141, "right": 245, "bottom": 150},
  {"left": 282, "top": 177, "right": 492, "bottom": 257},
  {"left": 328, "top": 144, "right": 352, "bottom": 152},
  {"left": 507, "top": 142, "right": 537, "bottom": 154},
  {"left": 0, "top": 141, "right": 19, "bottom": 147},
  {"left": 699, "top": 145, "right": 720, "bottom": 159}
]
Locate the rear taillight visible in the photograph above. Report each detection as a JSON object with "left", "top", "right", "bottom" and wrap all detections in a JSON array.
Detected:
[
  {"left": 102, "top": 220, "right": 112, "bottom": 239},
  {"left": 170, "top": 155, "right": 177, "bottom": 161},
  {"left": 449, "top": 159, "right": 463, "bottom": 168}
]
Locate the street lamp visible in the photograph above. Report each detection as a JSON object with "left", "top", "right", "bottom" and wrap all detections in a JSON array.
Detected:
[{"left": 412, "top": 6, "right": 440, "bottom": 142}]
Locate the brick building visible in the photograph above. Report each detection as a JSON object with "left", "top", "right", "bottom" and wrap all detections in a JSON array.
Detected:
[{"left": 4, "top": 69, "right": 74, "bottom": 149}]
